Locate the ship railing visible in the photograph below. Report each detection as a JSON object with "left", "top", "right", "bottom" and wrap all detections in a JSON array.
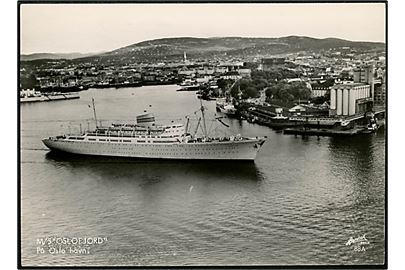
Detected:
[
  {"left": 185, "top": 135, "right": 246, "bottom": 143},
  {"left": 86, "top": 131, "right": 175, "bottom": 138}
]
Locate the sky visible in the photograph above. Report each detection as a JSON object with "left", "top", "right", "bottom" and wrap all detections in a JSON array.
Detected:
[{"left": 20, "top": 3, "right": 386, "bottom": 54}]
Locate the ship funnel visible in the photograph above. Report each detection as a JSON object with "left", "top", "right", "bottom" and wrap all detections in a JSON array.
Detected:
[{"left": 136, "top": 113, "right": 155, "bottom": 127}]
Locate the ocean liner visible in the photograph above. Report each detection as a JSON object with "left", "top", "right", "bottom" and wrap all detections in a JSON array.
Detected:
[{"left": 42, "top": 99, "right": 266, "bottom": 160}]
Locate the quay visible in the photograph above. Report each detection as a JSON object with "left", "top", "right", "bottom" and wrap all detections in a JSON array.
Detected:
[
  {"left": 284, "top": 126, "right": 369, "bottom": 137},
  {"left": 238, "top": 101, "right": 385, "bottom": 137},
  {"left": 283, "top": 109, "right": 385, "bottom": 137}
]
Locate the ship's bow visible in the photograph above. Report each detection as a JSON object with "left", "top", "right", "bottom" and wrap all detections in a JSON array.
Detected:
[{"left": 42, "top": 137, "right": 59, "bottom": 151}]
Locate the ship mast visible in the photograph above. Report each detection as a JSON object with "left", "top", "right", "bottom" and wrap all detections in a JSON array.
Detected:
[
  {"left": 194, "top": 117, "right": 201, "bottom": 136},
  {"left": 185, "top": 116, "right": 190, "bottom": 134},
  {"left": 200, "top": 99, "right": 208, "bottom": 138},
  {"left": 92, "top": 98, "right": 98, "bottom": 128}
]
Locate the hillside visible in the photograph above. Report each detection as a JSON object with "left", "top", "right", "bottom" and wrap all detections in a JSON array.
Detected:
[
  {"left": 22, "top": 36, "right": 385, "bottom": 63},
  {"left": 20, "top": 52, "right": 100, "bottom": 61}
]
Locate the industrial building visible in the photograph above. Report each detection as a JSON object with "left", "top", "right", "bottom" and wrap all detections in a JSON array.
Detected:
[{"left": 329, "top": 83, "right": 373, "bottom": 116}]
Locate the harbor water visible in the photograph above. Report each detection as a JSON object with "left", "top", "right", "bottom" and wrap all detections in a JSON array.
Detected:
[{"left": 20, "top": 85, "right": 386, "bottom": 266}]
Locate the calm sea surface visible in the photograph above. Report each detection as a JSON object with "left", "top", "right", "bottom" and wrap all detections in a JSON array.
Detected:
[{"left": 20, "top": 85, "right": 385, "bottom": 266}]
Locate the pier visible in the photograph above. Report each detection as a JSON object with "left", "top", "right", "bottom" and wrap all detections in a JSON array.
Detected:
[
  {"left": 238, "top": 101, "right": 385, "bottom": 137},
  {"left": 284, "top": 126, "right": 369, "bottom": 136}
]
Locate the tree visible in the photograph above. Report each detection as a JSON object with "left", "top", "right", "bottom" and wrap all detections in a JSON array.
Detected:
[
  {"left": 243, "top": 86, "right": 259, "bottom": 99},
  {"left": 217, "top": 78, "right": 230, "bottom": 91},
  {"left": 264, "top": 81, "right": 310, "bottom": 103},
  {"left": 20, "top": 74, "right": 38, "bottom": 89},
  {"left": 252, "top": 78, "right": 268, "bottom": 90},
  {"left": 239, "top": 79, "right": 250, "bottom": 91},
  {"left": 251, "top": 68, "right": 300, "bottom": 83}
]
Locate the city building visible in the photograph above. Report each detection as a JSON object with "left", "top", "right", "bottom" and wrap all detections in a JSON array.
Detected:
[
  {"left": 220, "top": 71, "right": 242, "bottom": 80},
  {"left": 237, "top": 68, "right": 252, "bottom": 78},
  {"left": 353, "top": 65, "right": 373, "bottom": 83},
  {"left": 311, "top": 86, "right": 330, "bottom": 98},
  {"left": 353, "top": 65, "right": 375, "bottom": 99},
  {"left": 374, "top": 73, "right": 386, "bottom": 105},
  {"left": 329, "top": 83, "right": 372, "bottom": 117},
  {"left": 178, "top": 69, "right": 195, "bottom": 76},
  {"left": 261, "top": 58, "right": 285, "bottom": 71}
]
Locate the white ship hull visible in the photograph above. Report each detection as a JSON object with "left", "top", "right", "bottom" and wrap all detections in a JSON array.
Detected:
[{"left": 42, "top": 138, "right": 265, "bottom": 160}]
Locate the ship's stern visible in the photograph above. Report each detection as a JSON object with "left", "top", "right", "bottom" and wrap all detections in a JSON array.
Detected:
[{"left": 244, "top": 137, "right": 267, "bottom": 160}]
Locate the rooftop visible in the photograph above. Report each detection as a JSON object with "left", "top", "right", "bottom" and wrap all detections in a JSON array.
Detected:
[{"left": 331, "top": 83, "right": 370, "bottom": 89}]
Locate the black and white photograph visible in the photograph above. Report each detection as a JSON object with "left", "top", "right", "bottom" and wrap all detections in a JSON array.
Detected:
[{"left": 18, "top": 1, "right": 387, "bottom": 268}]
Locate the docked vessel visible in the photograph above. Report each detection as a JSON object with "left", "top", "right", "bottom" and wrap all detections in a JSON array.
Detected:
[
  {"left": 266, "top": 108, "right": 297, "bottom": 128},
  {"left": 20, "top": 89, "right": 80, "bottom": 103},
  {"left": 177, "top": 84, "right": 201, "bottom": 92},
  {"left": 216, "top": 98, "right": 237, "bottom": 116},
  {"left": 42, "top": 100, "right": 266, "bottom": 160},
  {"left": 177, "top": 79, "right": 201, "bottom": 91}
]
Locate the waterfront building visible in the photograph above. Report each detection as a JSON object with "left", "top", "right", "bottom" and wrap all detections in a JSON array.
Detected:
[
  {"left": 289, "top": 104, "right": 307, "bottom": 115},
  {"left": 288, "top": 104, "right": 329, "bottom": 117},
  {"left": 142, "top": 75, "right": 156, "bottom": 81},
  {"left": 178, "top": 69, "right": 196, "bottom": 76},
  {"left": 195, "top": 76, "right": 213, "bottom": 83},
  {"left": 329, "top": 83, "right": 372, "bottom": 116}
]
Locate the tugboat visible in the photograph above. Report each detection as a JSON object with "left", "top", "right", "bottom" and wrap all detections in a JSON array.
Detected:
[
  {"left": 365, "top": 111, "right": 379, "bottom": 133},
  {"left": 267, "top": 108, "right": 296, "bottom": 128},
  {"left": 367, "top": 118, "right": 379, "bottom": 132}
]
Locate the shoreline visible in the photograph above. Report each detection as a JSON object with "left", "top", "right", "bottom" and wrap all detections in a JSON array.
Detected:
[{"left": 21, "top": 80, "right": 181, "bottom": 93}]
